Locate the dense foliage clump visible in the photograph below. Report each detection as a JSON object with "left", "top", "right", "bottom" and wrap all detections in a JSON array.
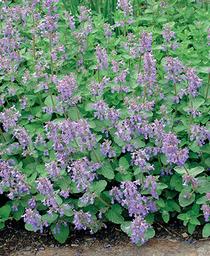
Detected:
[{"left": 0, "top": 0, "right": 209, "bottom": 244}]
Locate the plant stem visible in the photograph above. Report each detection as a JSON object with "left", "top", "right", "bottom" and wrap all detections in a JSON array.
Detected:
[
  {"left": 97, "top": 69, "right": 100, "bottom": 82},
  {"left": 49, "top": 33, "right": 54, "bottom": 74},
  {"left": 205, "top": 73, "right": 210, "bottom": 100},
  {"left": 32, "top": 13, "right": 36, "bottom": 61},
  {"left": 143, "top": 84, "right": 147, "bottom": 103},
  {"left": 183, "top": 166, "right": 190, "bottom": 175},
  {"left": 0, "top": 127, "right": 6, "bottom": 142}
]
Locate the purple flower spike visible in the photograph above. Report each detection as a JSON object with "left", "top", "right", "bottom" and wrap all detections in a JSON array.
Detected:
[{"left": 131, "top": 215, "right": 149, "bottom": 244}]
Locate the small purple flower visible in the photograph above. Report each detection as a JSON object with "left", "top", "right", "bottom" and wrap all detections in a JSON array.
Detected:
[
  {"left": 132, "top": 149, "right": 154, "bottom": 172},
  {"left": 111, "top": 181, "right": 155, "bottom": 217},
  {"left": 0, "top": 161, "right": 29, "bottom": 199},
  {"left": 161, "top": 133, "right": 188, "bottom": 166},
  {"left": 78, "top": 6, "right": 91, "bottom": 23},
  {"left": 23, "top": 208, "right": 47, "bottom": 232},
  {"left": 115, "top": 119, "right": 133, "bottom": 142},
  {"left": 90, "top": 77, "right": 110, "bottom": 96},
  {"left": 104, "top": 23, "right": 112, "bottom": 38},
  {"left": 96, "top": 45, "right": 108, "bottom": 70},
  {"left": 185, "top": 68, "right": 202, "bottom": 97},
  {"left": 100, "top": 140, "right": 116, "bottom": 158},
  {"left": 201, "top": 204, "right": 210, "bottom": 222},
  {"left": 45, "top": 161, "right": 61, "bottom": 178},
  {"left": 137, "top": 52, "right": 156, "bottom": 96},
  {"left": 68, "top": 157, "right": 100, "bottom": 191},
  {"left": 79, "top": 192, "right": 96, "bottom": 206},
  {"left": 144, "top": 175, "right": 158, "bottom": 199},
  {"left": 56, "top": 75, "right": 77, "bottom": 101},
  {"left": 68, "top": 15, "right": 75, "bottom": 30},
  {"left": 36, "top": 177, "right": 54, "bottom": 196},
  {"left": 130, "top": 215, "right": 149, "bottom": 244},
  {"left": 110, "top": 186, "right": 123, "bottom": 204},
  {"left": 28, "top": 198, "right": 36, "bottom": 209},
  {"left": 114, "top": 69, "right": 128, "bottom": 83},
  {"left": 92, "top": 100, "right": 109, "bottom": 120},
  {"left": 183, "top": 174, "right": 198, "bottom": 188},
  {"left": 111, "top": 60, "right": 120, "bottom": 73},
  {"left": 162, "top": 25, "right": 175, "bottom": 43},
  {"left": 117, "top": 0, "right": 133, "bottom": 16},
  {"left": 20, "top": 96, "right": 27, "bottom": 109},
  {"left": 14, "top": 127, "right": 30, "bottom": 149},
  {"left": 190, "top": 125, "right": 210, "bottom": 146},
  {"left": 73, "top": 210, "right": 93, "bottom": 230},
  {"left": 59, "top": 189, "right": 70, "bottom": 199},
  {"left": 164, "top": 57, "right": 184, "bottom": 84},
  {"left": 0, "top": 107, "right": 20, "bottom": 131},
  {"left": 140, "top": 32, "right": 152, "bottom": 53}
]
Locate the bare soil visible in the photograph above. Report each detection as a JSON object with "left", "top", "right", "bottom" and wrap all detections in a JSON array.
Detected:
[{"left": 0, "top": 222, "right": 209, "bottom": 256}]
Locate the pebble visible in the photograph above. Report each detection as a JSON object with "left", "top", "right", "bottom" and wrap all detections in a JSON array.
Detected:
[
  {"left": 71, "top": 244, "right": 79, "bottom": 247},
  {"left": 182, "top": 232, "right": 189, "bottom": 238}
]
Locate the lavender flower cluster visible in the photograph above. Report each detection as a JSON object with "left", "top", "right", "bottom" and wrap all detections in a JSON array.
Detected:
[{"left": 0, "top": 0, "right": 209, "bottom": 245}]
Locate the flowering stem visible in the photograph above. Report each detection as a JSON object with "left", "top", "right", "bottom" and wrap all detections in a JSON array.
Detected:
[
  {"left": 183, "top": 166, "right": 190, "bottom": 175},
  {"left": 205, "top": 73, "right": 210, "bottom": 100},
  {"left": 0, "top": 127, "right": 6, "bottom": 142},
  {"left": 173, "top": 82, "right": 178, "bottom": 115},
  {"left": 49, "top": 33, "right": 54, "bottom": 74},
  {"left": 32, "top": 13, "right": 36, "bottom": 61},
  {"left": 138, "top": 56, "right": 141, "bottom": 73},
  {"left": 97, "top": 69, "right": 100, "bottom": 82},
  {"left": 49, "top": 90, "right": 56, "bottom": 110},
  {"left": 143, "top": 84, "right": 147, "bottom": 103}
]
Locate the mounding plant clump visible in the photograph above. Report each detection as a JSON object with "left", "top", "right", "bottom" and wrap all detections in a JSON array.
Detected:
[{"left": 0, "top": 0, "right": 209, "bottom": 244}]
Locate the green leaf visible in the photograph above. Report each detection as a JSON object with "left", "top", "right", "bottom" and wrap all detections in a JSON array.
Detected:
[
  {"left": 90, "top": 148, "right": 103, "bottom": 162},
  {"left": 157, "top": 183, "right": 168, "bottom": 194},
  {"left": 119, "top": 157, "right": 130, "bottom": 170},
  {"left": 156, "top": 198, "right": 165, "bottom": 208},
  {"left": 0, "top": 222, "right": 5, "bottom": 230},
  {"left": 25, "top": 223, "right": 35, "bottom": 231},
  {"left": 113, "top": 136, "right": 126, "bottom": 147},
  {"left": 51, "top": 223, "right": 70, "bottom": 243},
  {"left": 189, "top": 217, "right": 200, "bottom": 226},
  {"left": 42, "top": 213, "right": 58, "bottom": 224},
  {"left": 188, "top": 223, "right": 196, "bottom": 235},
  {"left": 98, "top": 162, "right": 115, "bottom": 180},
  {"left": 67, "top": 107, "right": 81, "bottom": 120},
  {"left": 145, "top": 213, "right": 154, "bottom": 224},
  {"left": 90, "top": 180, "right": 107, "bottom": 194},
  {"left": 144, "top": 227, "right": 155, "bottom": 240},
  {"left": 0, "top": 205, "right": 11, "bottom": 221},
  {"left": 170, "top": 174, "right": 183, "bottom": 192},
  {"left": 196, "top": 179, "right": 210, "bottom": 194},
  {"left": 174, "top": 166, "right": 186, "bottom": 175},
  {"left": 106, "top": 204, "right": 124, "bottom": 224},
  {"left": 44, "top": 95, "right": 58, "bottom": 107},
  {"left": 121, "top": 221, "right": 131, "bottom": 236},
  {"left": 179, "top": 189, "right": 195, "bottom": 207},
  {"left": 13, "top": 206, "right": 24, "bottom": 221},
  {"left": 202, "top": 223, "right": 210, "bottom": 238},
  {"left": 162, "top": 211, "right": 170, "bottom": 223},
  {"left": 178, "top": 213, "right": 189, "bottom": 222},
  {"left": 196, "top": 196, "right": 207, "bottom": 205},
  {"left": 189, "top": 167, "right": 205, "bottom": 177},
  {"left": 167, "top": 200, "right": 181, "bottom": 213},
  {"left": 174, "top": 166, "right": 204, "bottom": 177},
  {"left": 191, "top": 97, "right": 205, "bottom": 109}
]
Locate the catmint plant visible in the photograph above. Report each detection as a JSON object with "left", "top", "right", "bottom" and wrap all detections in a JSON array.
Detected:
[{"left": 0, "top": 0, "right": 209, "bottom": 245}]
